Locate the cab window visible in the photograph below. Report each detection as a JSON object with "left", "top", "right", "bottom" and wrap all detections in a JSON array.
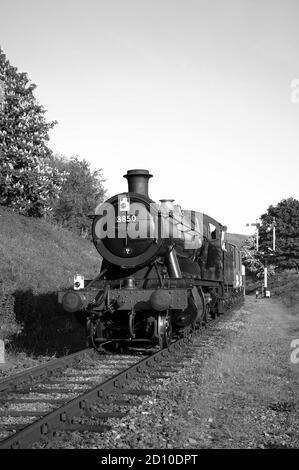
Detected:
[{"left": 208, "top": 223, "right": 217, "bottom": 240}]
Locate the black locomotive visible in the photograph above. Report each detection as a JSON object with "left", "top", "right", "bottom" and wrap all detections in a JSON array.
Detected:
[{"left": 59, "top": 169, "right": 244, "bottom": 349}]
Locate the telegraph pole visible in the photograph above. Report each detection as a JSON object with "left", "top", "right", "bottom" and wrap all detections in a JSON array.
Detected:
[
  {"left": 262, "top": 217, "right": 277, "bottom": 298},
  {"left": 273, "top": 217, "right": 276, "bottom": 251},
  {"left": 265, "top": 217, "right": 276, "bottom": 297},
  {"left": 246, "top": 220, "right": 261, "bottom": 298}
]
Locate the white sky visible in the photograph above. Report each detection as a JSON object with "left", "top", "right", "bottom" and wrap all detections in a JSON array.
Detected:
[{"left": 1, "top": 0, "right": 298, "bottom": 233}]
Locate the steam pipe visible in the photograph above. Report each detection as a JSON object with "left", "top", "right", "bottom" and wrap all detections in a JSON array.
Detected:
[{"left": 167, "top": 246, "right": 182, "bottom": 278}]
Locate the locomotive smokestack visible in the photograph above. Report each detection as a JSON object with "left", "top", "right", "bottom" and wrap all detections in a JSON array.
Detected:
[{"left": 124, "top": 169, "right": 153, "bottom": 197}]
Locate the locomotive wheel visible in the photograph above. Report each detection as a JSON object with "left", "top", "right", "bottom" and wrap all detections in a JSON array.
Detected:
[
  {"left": 86, "top": 317, "right": 94, "bottom": 347},
  {"left": 87, "top": 317, "right": 108, "bottom": 351},
  {"left": 157, "top": 313, "right": 172, "bottom": 349},
  {"left": 193, "top": 287, "right": 205, "bottom": 325}
]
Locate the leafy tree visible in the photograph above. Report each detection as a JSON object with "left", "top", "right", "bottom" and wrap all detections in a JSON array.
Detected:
[
  {"left": 258, "top": 198, "right": 299, "bottom": 271},
  {"left": 50, "top": 154, "right": 106, "bottom": 238},
  {"left": 242, "top": 235, "right": 276, "bottom": 278},
  {"left": 0, "top": 47, "right": 65, "bottom": 216}
]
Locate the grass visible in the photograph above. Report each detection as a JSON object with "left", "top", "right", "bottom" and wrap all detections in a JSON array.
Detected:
[
  {"left": 0, "top": 205, "right": 101, "bottom": 355},
  {"left": 0, "top": 206, "right": 100, "bottom": 294},
  {"left": 268, "top": 269, "right": 299, "bottom": 310}
]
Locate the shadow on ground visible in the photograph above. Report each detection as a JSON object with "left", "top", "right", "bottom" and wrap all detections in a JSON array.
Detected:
[{"left": 10, "top": 289, "right": 86, "bottom": 356}]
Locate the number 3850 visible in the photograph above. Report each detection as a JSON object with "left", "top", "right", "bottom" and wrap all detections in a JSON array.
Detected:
[{"left": 116, "top": 215, "right": 137, "bottom": 223}]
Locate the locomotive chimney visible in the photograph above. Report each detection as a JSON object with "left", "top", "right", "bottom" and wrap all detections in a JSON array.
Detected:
[{"left": 124, "top": 169, "right": 153, "bottom": 197}]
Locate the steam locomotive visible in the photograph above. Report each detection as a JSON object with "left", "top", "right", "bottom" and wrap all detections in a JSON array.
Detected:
[{"left": 59, "top": 169, "right": 244, "bottom": 349}]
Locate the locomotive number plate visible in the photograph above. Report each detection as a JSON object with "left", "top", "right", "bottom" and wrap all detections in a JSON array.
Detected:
[{"left": 116, "top": 215, "right": 137, "bottom": 223}]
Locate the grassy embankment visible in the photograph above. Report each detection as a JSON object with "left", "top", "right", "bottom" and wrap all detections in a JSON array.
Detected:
[
  {"left": 226, "top": 233, "right": 248, "bottom": 248},
  {"left": 267, "top": 270, "right": 299, "bottom": 311},
  {"left": 0, "top": 206, "right": 101, "bottom": 356}
]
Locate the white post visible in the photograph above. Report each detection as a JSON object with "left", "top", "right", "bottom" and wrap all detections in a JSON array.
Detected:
[
  {"left": 264, "top": 266, "right": 268, "bottom": 289},
  {"left": 273, "top": 218, "right": 276, "bottom": 251},
  {"left": 264, "top": 256, "right": 269, "bottom": 298},
  {"left": 0, "top": 340, "right": 5, "bottom": 364}
]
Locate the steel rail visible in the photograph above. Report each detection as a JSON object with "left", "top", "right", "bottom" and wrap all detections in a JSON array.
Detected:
[{"left": 0, "top": 348, "right": 93, "bottom": 393}]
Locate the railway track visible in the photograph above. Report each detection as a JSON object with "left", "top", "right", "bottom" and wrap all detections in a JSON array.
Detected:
[
  {"left": 0, "top": 304, "right": 241, "bottom": 449},
  {"left": 0, "top": 346, "right": 146, "bottom": 449}
]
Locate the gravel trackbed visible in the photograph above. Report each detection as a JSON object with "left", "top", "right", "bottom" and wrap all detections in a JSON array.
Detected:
[{"left": 36, "top": 295, "right": 299, "bottom": 449}]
